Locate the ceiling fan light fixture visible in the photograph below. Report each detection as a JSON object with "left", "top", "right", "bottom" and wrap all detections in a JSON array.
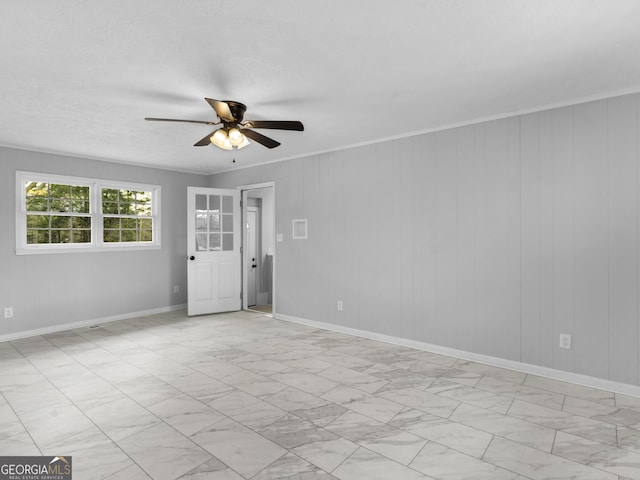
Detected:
[
  {"left": 237, "top": 136, "right": 250, "bottom": 149},
  {"left": 228, "top": 127, "right": 245, "bottom": 147},
  {"left": 211, "top": 129, "right": 232, "bottom": 150}
]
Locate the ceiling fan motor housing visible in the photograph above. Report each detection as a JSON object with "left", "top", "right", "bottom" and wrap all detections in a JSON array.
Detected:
[{"left": 223, "top": 101, "right": 247, "bottom": 123}]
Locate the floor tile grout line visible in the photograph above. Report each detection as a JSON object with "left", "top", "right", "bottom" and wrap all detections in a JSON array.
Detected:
[
  {"left": 0, "top": 389, "right": 44, "bottom": 456},
  {"left": 482, "top": 436, "right": 536, "bottom": 480},
  {"left": 178, "top": 453, "right": 245, "bottom": 480},
  {"left": 548, "top": 434, "right": 640, "bottom": 480}
]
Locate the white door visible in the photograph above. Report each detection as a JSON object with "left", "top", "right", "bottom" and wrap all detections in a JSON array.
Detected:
[
  {"left": 187, "top": 187, "right": 241, "bottom": 315},
  {"left": 247, "top": 208, "right": 258, "bottom": 306}
]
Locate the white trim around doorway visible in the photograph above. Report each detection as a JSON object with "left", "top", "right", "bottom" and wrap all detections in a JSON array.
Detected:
[{"left": 238, "top": 181, "right": 276, "bottom": 316}]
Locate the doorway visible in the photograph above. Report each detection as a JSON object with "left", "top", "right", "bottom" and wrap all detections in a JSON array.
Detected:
[{"left": 241, "top": 183, "right": 275, "bottom": 315}]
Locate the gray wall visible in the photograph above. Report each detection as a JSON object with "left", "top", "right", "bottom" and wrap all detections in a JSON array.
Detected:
[
  {"left": 3, "top": 92, "right": 639, "bottom": 387},
  {"left": 0, "top": 147, "right": 208, "bottom": 336},
  {"left": 211, "top": 93, "right": 640, "bottom": 386}
]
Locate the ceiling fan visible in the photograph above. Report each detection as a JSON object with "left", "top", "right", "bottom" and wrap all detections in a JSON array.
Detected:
[{"left": 145, "top": 98, "right": 304, "bottom": 150}]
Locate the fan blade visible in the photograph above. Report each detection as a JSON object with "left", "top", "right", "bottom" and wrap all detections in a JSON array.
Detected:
[
  {"left": 194, "top": 131, "right": 217, "bottom": 147},
  {"left": 242, "top": 129, "right": 281, "bottom": 149},
  {"left": 205, "top": 98, "right": 234, "bottom": 122},
  {"left": 244, "top": 120, "right": 304, "bottom": 131},
  {"left": 145, "top": 117, "right": 219, "bottom": 126}
]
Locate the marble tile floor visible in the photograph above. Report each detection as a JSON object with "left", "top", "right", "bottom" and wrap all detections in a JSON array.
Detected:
[{"left": 2, "top": 310, "right": 640, "bottom": 479}]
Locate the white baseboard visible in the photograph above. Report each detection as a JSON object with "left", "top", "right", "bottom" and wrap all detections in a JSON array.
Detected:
[
  {"left": 275, "top": 313, "right": 640, "bottom": 398},
  {"left": 0, "top": 304, "right": 187, "bottom": 343}
]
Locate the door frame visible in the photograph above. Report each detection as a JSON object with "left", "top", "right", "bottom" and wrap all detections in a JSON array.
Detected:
[
  {"left": 239, "top": 181, "right": 276, "bottom": 315},
  {"left": 246, "top": 206, "right": 259, "bottom": 307}
]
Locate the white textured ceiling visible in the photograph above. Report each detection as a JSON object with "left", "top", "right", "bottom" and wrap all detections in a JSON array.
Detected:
[{"left": 2, "top": 1, "right": 640, "bottom": 174}]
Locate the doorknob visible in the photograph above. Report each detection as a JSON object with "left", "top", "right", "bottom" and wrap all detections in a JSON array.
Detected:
[{"left": 189, "top": 255, "right": 195, "bottom": 261}]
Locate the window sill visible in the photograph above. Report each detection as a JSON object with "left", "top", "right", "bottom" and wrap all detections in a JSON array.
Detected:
[{"left": 15, "top": 244, "right": 161, "bottom": 255}]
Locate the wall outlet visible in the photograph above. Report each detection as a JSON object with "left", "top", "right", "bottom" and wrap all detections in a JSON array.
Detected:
[
  {"left": 173, "top": 285, "right": 180, "bottom": 294},
  {"left": 337, "top": 300, "right": 343, "bottom": 311},
  {"left": 559, "top": 333, "right": 572, "bottom": 350},
  {"left": 276, "top": 233, "right": 284, "bottom": 242},
  {"left": 4, "top": 307, "right": 14, "bottom": 319}
]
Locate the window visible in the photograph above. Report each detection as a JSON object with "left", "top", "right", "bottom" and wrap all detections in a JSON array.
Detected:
[
  {"left": 195, "top": 193, "right": 234, "bottom": 251},
  {"left": 16, "top": 172, "right": 161, "bottom": 254},
  {"left": 25, "top": 181, "right": 92, "bottom": 245},
  {"left": 102, "top": 188, "right": 153, "bottom": 243}
]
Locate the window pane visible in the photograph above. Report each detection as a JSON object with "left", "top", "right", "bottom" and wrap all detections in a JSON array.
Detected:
[
  {"left": 26, "top": 198, "right": 48, "bottom": 211},
  {"left": 51, "top": 229, "right": 71, "bottom": 243},
  {"left": 72, "top": 230, "right": 91, "bottom": 243},
  {"left": 209, "top": 195, "right": 220, "bottom": 213},
  {"left": 104, "top": 217, "right": 120, "bottom": 229},
  {"left": 50, "top": 184, "right": 71, "bottom": 198},
  {"left": 103, "top": 202, "right": 118, "bottom": 214},
  {"left": 71, "top": 186, "right": 89, "bottom": 199},
  {"left": 50, "top": 199, "right": 71, "bottom": 212},
  {"left": 119, "top": 202, "right": 134, "bottom": 215},
  {"left": 196, "top": 212, "right": 207, "bottom": 231},
  {"left": 104, "top": 230, "right": 120, "bottom": 242},
  {"left": 196, "top": 194, "right": 207, "bottom": 211},
  {"left": 120, "top": 190, "right": 135, "bottom": 202},
  {"left": 138, "top": 218, "right": 152, "bottom": 230},
  {"left": 121, "top": 230, "right": 136, "bottom": 242},
  {"left": 121, "top": 218, "right": 136, "bottom": 229},
  {"left": 26, "top": 182, "right": 48, "bottom": 197},
  {"left": 102, "top": 188, "right": 119, "bottom": 201},
  {"left": 27, "top": 229, "right": 50, "bottom": 244},
  {"left": 72, "top": 200, "right": 90, "bottom": 213},
  {"left": 209, "top": 213, "right": 220, "bottom": 232},
  {"left": 136, "top": 191, "right": 151, "bottom": 202},
  {"left": 139, "top": 230, "right": 153, "bottom": 242},
  {"left": 27, "top": 214, "right": 49, "bottom": 228},
  {"left": 222, "top": 233, "right": 233, "bottom": 251},
  {"left": 196, "top": 233, "right": 207, "bottom": 251},
  {"left": 222, "top": 195, "right": 233, "bottom": 213},
  {"left": 51, "top": 216, "right": 70, "bottom": 228},
  {"left": 136, "top": 202, "right": 152, "bottom": 216},
  {"left": 222, "top": 214, "right": 233, "bottom": 232},
  {"left": 72, "top": 216, "right": 91, "bottom": 229},
  {"left": 209, "top": 233, "right": 221, "bottom": 251}
]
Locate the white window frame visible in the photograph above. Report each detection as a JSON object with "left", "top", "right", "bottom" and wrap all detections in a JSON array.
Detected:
[{"left": 16, "top": 171, "right": 161, "bottom": 255}]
